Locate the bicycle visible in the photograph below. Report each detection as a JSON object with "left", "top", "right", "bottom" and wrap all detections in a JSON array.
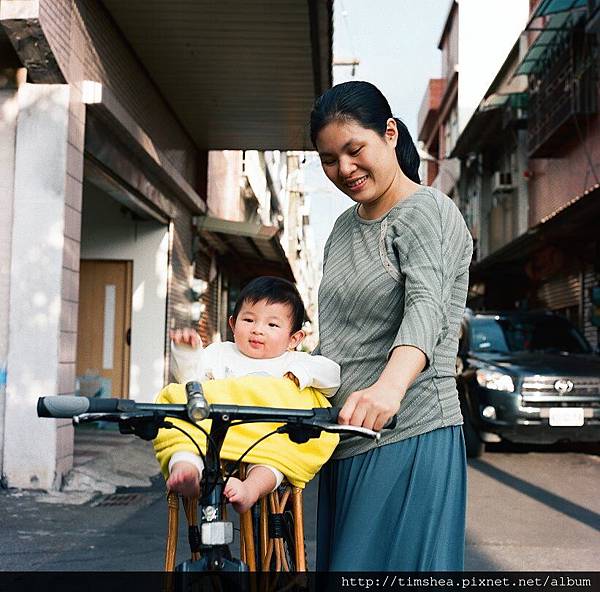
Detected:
[{"left": 37, "top": 381, "right": 394, "bottom": 573}]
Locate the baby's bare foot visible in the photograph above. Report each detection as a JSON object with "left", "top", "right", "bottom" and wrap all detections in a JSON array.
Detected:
[
  {"left": 167, "top": 462, "right": 200, "bottom": 498},
  {"left": 223, "top": 477, "right": 259, "bottom": 514}
]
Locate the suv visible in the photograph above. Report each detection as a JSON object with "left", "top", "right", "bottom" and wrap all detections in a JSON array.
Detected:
[{"left": 457, "top": 310, "right": 600, "bottom": 457}]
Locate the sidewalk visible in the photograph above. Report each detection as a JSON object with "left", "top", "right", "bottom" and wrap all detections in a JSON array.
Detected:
[
  {"left": 0, "top": 425, "right": 319, "bottom": 571},
  {"left": 43, "top": 425, "right": 160, "bottom": 504},
  {"left": 0, "top": 426, "right": 174, "bottom": 571}
]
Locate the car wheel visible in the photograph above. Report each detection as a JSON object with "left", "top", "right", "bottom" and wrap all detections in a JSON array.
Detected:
[{"left": 463, "top": 415, "right": 484, "bottom": 458}]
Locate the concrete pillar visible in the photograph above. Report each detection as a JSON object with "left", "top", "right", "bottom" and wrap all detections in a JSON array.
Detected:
[
  {"left": 0, "top": 74, "right": 21, "bottom": 484},
  {"left": 3, "top": 82, "right": 83, "bottom": 490}
]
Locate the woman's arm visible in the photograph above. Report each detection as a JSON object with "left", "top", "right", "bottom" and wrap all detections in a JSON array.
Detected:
[
  {"left": 338, "top": 345, "right": 425, "bottom": 431},
  {"left": 339, "top": 200, "right": 452, "bottom": 430}
]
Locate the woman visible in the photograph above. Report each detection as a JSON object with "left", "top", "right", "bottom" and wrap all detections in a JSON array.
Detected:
[{"left": 311, "top": 81, "right": 473, "bottom": 571}]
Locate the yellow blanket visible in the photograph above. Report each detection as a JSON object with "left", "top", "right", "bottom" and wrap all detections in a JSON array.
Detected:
[{"left": 153, "top": 376, "right": 339, "bottom": 488}]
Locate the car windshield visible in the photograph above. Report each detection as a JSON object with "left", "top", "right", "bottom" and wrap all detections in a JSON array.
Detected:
[{"left": 470, "top": 316, "right": 592, "bottom": 354}]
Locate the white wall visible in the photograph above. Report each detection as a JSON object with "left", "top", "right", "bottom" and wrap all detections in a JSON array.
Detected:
[
  {"left": 4, "top": 84, "right": 70, "bottom": 489},
  {"left": 0, "top": 88, "right": 19, "bottom": 479},
  {"left": 458, "top": 0, "right": 529, "bottom": 131},
  {"left": 80, "top": 183, "right": 168, "bottom": 403}
]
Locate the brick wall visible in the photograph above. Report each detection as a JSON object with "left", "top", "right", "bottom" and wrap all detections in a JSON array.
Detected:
[
  {"left": 55, "top": 14, "right": 87, "bottom": 475},
  {"left": 39, "top": 0, "right": 198, "bottom": 187},
  {"left": 583, "top": 264, "right": 599, "bottom": 348},
  {"left": 36, "top": 0, "right": 206, "bottom": 388},
  {"left": 165, "top": 209, "right": 196, "bottom": 384},
  {"left": 528, "top": 107, "right": 600, "bottom": 225}
]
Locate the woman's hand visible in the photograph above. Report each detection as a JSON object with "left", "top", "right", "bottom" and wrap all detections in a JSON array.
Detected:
[
  {"left": 338, "top": 379, "right": 404, "bottom": 432},
  {"left": 338, "top": 345, "right": 426, "bottom": 431}
]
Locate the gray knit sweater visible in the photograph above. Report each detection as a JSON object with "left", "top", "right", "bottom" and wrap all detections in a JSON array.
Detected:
[{"left": 317, "top": 186, "right": 473, "bottom": 459}]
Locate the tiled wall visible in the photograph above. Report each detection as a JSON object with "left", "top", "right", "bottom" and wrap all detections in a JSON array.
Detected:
[
  {"left": 39, "top": 0, "right": 198, "bottom": 186},
  {"left": 528, "top": 96, "right": 600, "bottom": 225},
  {"left": 37, "top": 0, "right": 205, "bottom": 401}
]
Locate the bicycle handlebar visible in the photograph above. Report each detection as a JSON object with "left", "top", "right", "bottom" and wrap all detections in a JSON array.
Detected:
[
  {"left": 37, "top": 395, "right": 397, "bottom": 436},
  {"left": 38, "top": 396, "right": 130, "bottom": 417}
]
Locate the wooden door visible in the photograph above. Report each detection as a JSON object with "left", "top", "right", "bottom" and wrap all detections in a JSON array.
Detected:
[{"left": 77, "top": 260, "right": 132, "bottom": 398}]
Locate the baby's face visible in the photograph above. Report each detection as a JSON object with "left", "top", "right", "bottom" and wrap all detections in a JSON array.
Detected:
[{"left": 230, "top": 299, "right": 302, "bottom": 359}]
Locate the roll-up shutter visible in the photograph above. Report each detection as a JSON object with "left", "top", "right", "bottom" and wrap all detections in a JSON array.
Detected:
[
  {"left": 195, "top": 248, "right": 219, "bottom": 346},
  {"left": 582, "top": 265, "right": 598, "bottom": 345},
  {"left": 536, "top": 272, "right": 580, "bottom": 310}
]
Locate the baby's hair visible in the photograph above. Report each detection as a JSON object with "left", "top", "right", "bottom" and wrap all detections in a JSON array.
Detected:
[{"left": 232, "top": 276, "right": 306, "bottom": 333}]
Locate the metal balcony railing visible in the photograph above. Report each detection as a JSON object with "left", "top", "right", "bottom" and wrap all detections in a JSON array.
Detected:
[{"left": 527, "top": 31, "right": 596, "bottom": 157}]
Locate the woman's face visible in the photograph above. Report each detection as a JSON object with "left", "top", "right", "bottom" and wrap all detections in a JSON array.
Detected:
[{"left": 315, "top": 118, "right": 400, "bottom": 209}]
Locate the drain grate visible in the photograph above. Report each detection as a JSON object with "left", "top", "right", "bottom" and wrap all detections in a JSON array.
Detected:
[{"left": 92, "top": 492, "right": 145, "bottom": 507}]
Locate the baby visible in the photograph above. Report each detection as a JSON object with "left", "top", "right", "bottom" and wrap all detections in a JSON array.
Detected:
[{"left": 167, "top": 276, "right": 340, "bottom": 513}]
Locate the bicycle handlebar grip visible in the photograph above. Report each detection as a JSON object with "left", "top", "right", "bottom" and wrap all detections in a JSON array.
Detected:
[
  {"left": 37, "top": 396, "right": 90, "bottom": 418},
  {"left": 37, "top": 396, "right": 124, "bottom": 418}
]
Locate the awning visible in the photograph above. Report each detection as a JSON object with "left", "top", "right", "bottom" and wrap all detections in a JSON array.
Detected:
[
  {"left": 195, "top": 216, "right": 294, "bottom": 282},
  {"left": 451, "top": 93, "right": 527, "bottom": 158},
  {"left": 532, "top": 0, "right": 587, "bottom": 18},
  {"left": 471, "top": 184, "right": 600, "bottom": 281},
  {"left": 100, "top": 0, "right": 333, "bottom": 150},
  {"left": 516, "top": 3, "right": 586, "bottom": 76}
]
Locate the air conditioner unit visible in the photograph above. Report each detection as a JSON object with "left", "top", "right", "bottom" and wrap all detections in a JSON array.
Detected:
[{"left": 491, "top": 171, "right": 514, "bottom": 193}]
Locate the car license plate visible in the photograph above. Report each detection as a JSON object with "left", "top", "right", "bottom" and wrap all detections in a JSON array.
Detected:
[{"left": 549, "top": 407, "right": 584, "bottom": 427}]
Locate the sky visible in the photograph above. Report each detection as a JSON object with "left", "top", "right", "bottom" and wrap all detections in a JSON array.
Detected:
[{"left": 306, "top": 0, "right": 451, "bottom": 260}]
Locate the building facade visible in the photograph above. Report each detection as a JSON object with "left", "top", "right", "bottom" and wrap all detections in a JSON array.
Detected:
[
  {"left": 418, "top": 0, "right": 529, "bottom": 201},
  {"left": 419, "top": 0, "right": 600, "bottom": 349},
  {"left": 0, "top": 0, "right": 332, "bottom": 490}
]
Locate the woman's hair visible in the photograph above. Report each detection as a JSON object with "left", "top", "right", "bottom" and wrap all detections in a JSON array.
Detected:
[
  {"left": 309, "top": 81, "right": 421, "bottom": 183},
  {"left": 232, "top": 276, "right": 306, "bottom": 333}
]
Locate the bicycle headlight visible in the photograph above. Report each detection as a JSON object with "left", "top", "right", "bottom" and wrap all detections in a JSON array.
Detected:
[{"left": 476, "top": 369, "right": 515, "bottom": 392}]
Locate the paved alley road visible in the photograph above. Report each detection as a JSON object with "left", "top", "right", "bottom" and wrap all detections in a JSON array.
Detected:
[
  {"left": 465, "top": 442, "right": 600, "bottom": 571},
  {"left": 0, "top": 432, "right": 598, "bottom": 571}
]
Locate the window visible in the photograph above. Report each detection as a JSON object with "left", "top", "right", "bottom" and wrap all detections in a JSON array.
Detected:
[{"left": 470, "top": 316, "right": 591, "bottom": 354}]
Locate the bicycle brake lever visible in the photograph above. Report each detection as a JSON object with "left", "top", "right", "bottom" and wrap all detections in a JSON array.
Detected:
[
  {"left": 73, "top": 411, "right": 159, "bottom": 423},
  {"left": 73, "top": 412, "right": 122, "bottom": 424},
  {"left": 73, "top": 411, "right": 167, "bottom": 441},
  {"left": 319, "top": 423, "right": 381, "bottom": 440}
]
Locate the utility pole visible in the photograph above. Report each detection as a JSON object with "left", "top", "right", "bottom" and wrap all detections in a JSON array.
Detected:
[{"left": 333, "top": 58, "right": 360, "bottom": 77}]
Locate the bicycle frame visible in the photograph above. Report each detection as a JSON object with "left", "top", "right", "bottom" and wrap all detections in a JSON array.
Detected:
[
  {"left": 37, "top": 381, "right": 388, "bottom": 573},
  {"left": 176, "top": 409, "right": 248, "bottom": 573}
]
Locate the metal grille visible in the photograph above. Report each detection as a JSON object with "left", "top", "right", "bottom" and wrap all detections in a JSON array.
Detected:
[
  {"left": 522, "top": 376, "right": 600, "bottom": 396},
  {"left": 536, "top": 273, "right": 581, "bottom": 311},
  {"left": 92, "top": 493, "right": 145, "bottom": 507},
  {"left": 528, "top": 28, "right": 596, "bottom": 157}
]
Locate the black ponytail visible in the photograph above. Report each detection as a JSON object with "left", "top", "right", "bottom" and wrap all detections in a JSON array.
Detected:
[
  {"left": 310, "top": 81, "right": 420, "bottom": 184},
  {"left": 393, "top": 118, "right": 421, "bottom": 184}
]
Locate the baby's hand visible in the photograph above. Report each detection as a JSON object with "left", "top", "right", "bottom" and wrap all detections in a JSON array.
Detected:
[
  {"left": 167, "top": 462, "right": 200, "bottom": 498},
  {"left": 284, "top": 371, "right": 300, "bottom": 387},
  {"left": 170, "top": 328, "right": 203, "bottom": 349}
]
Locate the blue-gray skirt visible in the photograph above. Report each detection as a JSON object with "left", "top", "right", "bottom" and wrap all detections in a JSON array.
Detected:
[{"left": 316, "top": 426, "right": 466, "bottom": 571}]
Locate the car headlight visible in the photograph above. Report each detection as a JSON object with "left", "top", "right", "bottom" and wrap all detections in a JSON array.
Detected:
[{"left": 476, "top": 369, "right": 515, "bottom": 392}]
